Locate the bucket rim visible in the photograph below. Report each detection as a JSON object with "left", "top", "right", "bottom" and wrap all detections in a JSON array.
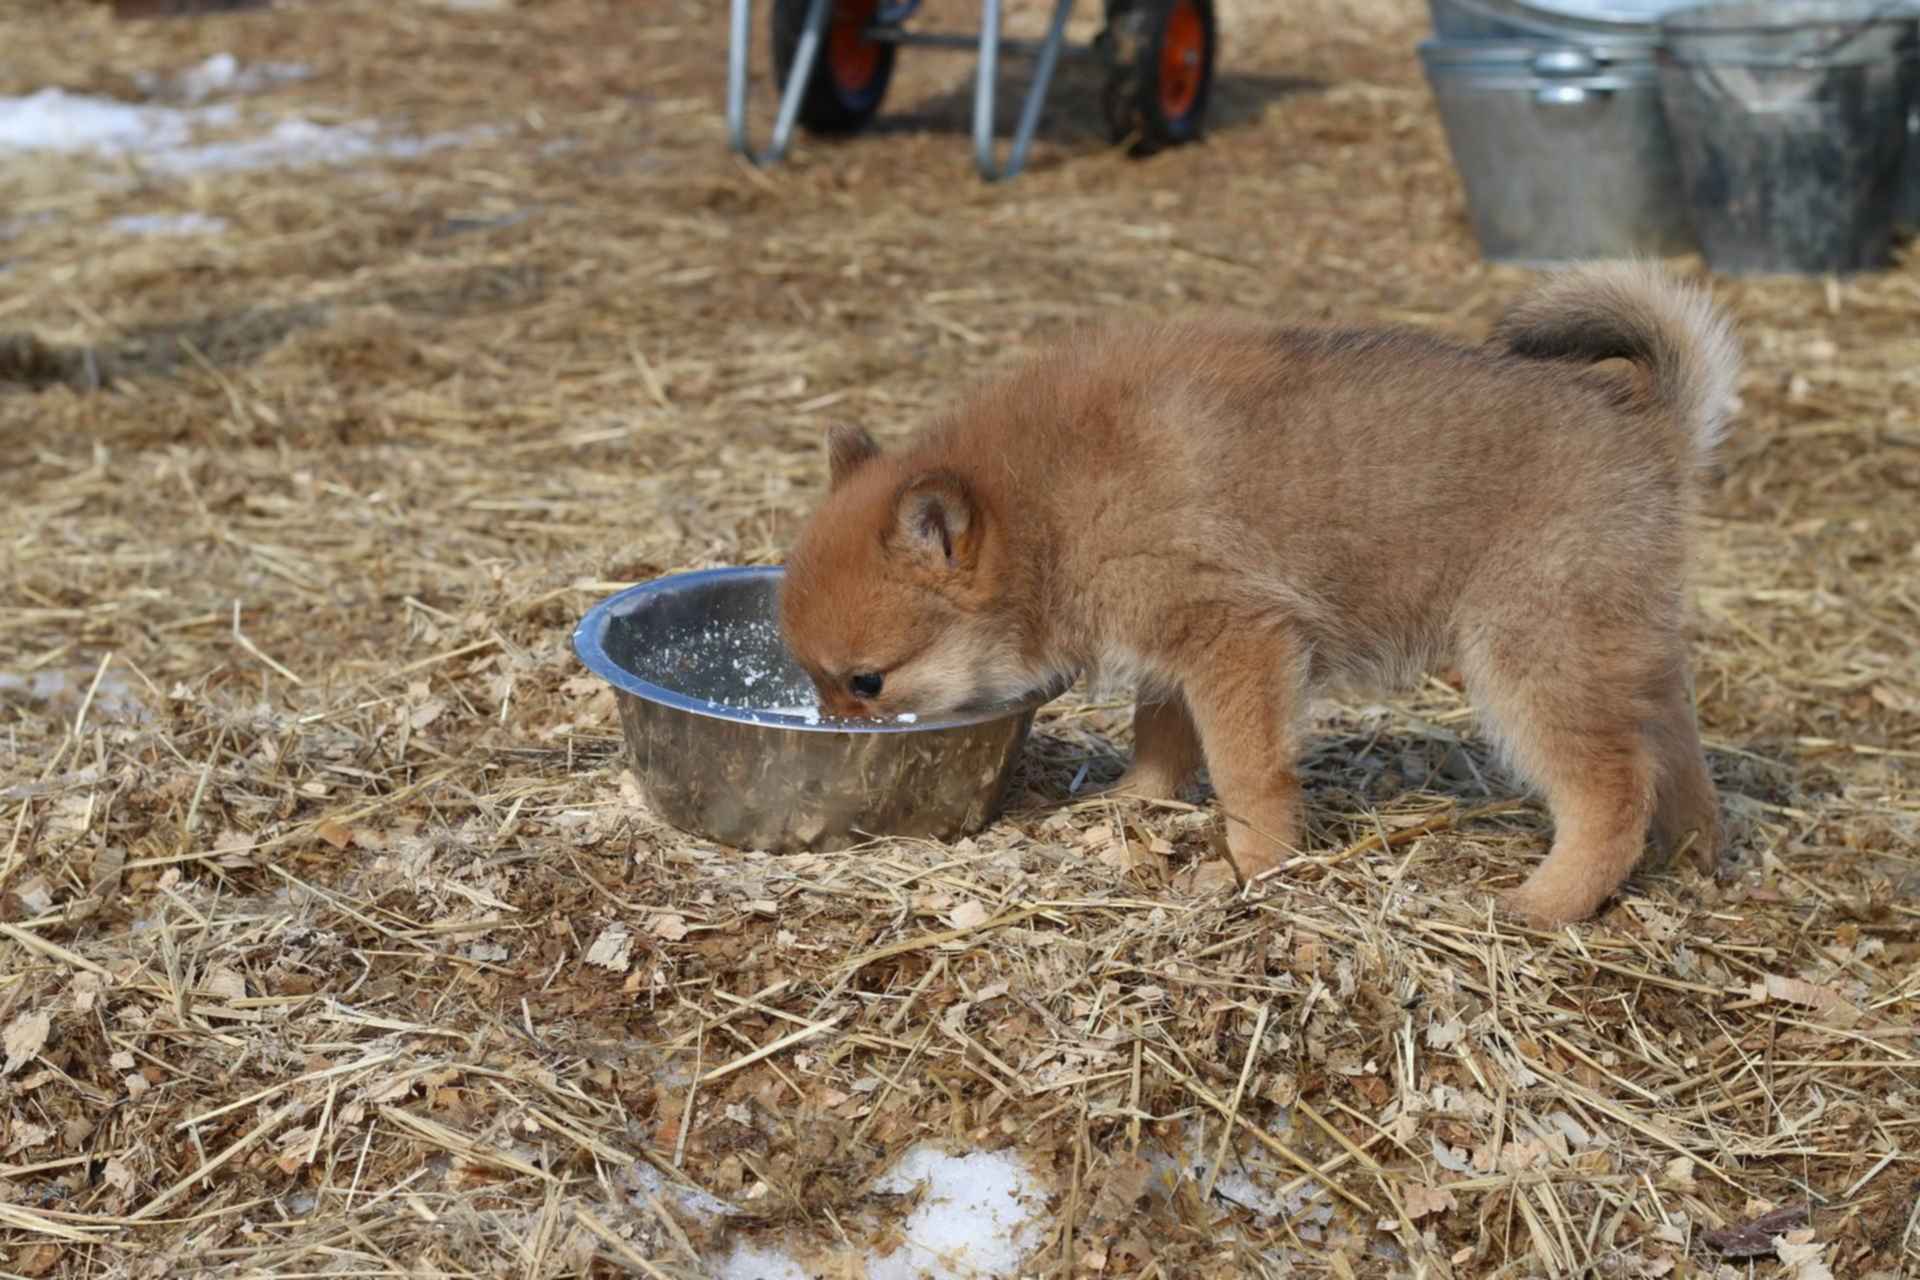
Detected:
[
  {"left": 1658, "top": 0, "right": 1919, "bottom": 36},
  {"left": 1436, "top": 0, "right": 1674, "bottom": 36},
  {"left": 1418, "top": 34, "right": 1660, "bottom": 54},
  {"left": 1434, "top": 0, "right": 1698, "bottom": 35},
  {"left": 1417, "top": 38, "right": 1661, "bottom": 75}
]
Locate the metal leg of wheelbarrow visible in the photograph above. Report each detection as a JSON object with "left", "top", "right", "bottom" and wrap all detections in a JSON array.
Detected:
[
  {"left": 973, "top": 0, "right": 1076, "bottom": 181},
  {"left": 727, "top": 0, "right": 831, "bottom": 166}
]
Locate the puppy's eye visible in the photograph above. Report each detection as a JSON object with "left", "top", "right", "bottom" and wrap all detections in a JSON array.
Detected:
[{"left": 849, "top": 672, "right": 884, "bottom": 699}]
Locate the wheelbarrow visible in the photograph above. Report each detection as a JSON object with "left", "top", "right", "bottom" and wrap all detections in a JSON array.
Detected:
[{"left": 726, "top": 0, "right": 1219, "bottom": 180}]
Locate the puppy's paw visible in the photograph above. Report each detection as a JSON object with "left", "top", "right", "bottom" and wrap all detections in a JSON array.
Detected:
[
  {"left": 1223, "top": 819, "right": 1292, "bottom": 884},
  {"left": 1639, "top": 826, "right": 1722, "bottom": 881},
  {"left": 1172, "top": 858, "right": 1241, "bottom": 896},
  {"left": 1499, "top": 881, "right": 1599, "bottom": 929},
  {"left": 1683, "top": 826, "right": 1724, "bottom": 879},
  {"left": 1096, "top": 764, "right": 1186, "bottom": 803}
]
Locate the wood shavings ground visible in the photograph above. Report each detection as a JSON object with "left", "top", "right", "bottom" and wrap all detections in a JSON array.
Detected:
[{"left": 0, "top": 0, "right": 1916, "bottom": 1275}]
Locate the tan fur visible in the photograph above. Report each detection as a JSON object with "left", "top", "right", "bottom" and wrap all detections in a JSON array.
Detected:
[{"left": 778, "top": 262, "right": 1741, "bottom": 926}]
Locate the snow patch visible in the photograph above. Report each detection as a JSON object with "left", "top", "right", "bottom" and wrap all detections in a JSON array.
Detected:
[
  {"left": 0, "top": 667, "right": 150, "bottom": 724},
  {"left": 111, "top": 212, "right": 229, "bottom": 237},
  {"left": 0, "top": 85, "right": 488, "bottom": 176},
  {"left": 711, "top": 1243, "right": 815, "bottom": 1280},
  {"left": 624, "top": 1161, "right": 739, "bottom": 1223},
  {"left": 148, "top": 116, "right": 492, "bottom": 176},
  {"left": 624, "top": 1143, "right": 1048, "bottom": 1280},
  {"left": 0, "top": 211, "right": 56, "bottom": 240},
  {"left": 137, "top": 52, "right": 313, "bottom": 104},
  {"left": 1140, "top": 1116, "right": 1331, "bottom": 1227},
  {"left": 0, "top": 88, "right": 207, "bottom": 155},
  {"left": 865, "top": 1145, "right": 1047, "bottom": 1280}
]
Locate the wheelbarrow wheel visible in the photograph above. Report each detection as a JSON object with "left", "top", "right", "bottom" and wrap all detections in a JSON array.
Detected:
[
  {"left": 1101, "top": 0, "right": 1216, "bottom": 152},
  {"left": 771, "top": 0, "right": 895, "bottom": 135}
]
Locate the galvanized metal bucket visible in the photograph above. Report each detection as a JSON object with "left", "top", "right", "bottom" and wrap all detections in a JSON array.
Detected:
[
  {"left": 1429, "top": 0, "right": 1553, "bottom": 41},
  {"left": 1903, "top": 100, "right": 1920, "bottom": 231},
  {"left": 1419, "top": 38, "right": 1697, "bottom": 264},
  {"left": 1655, "top": 0, "right": 1920, "bottom": 275},
  {"left": 1428, "top": 0, "right": 1693, "bottom": 43}
]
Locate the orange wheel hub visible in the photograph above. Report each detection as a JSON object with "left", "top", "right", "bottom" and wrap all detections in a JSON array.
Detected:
[
  {"left": 1158, "top": 0, "right": 1205, "bottom": 120},
  {"left": 828, "top": 0, "right": 882, "bottom": 92}
]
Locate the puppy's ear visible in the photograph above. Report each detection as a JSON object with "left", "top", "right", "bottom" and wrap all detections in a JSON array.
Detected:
[
  {"left": 891, "top": 470, "right": 978, "bottom": 570},
  {"left": 827, "top": 424, "right": 881, "bottom": 491}
]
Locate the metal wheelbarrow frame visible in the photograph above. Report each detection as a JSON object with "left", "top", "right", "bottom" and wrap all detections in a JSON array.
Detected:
[{"left": 726, "top": 0, "right": 1217, "bottom": 181}]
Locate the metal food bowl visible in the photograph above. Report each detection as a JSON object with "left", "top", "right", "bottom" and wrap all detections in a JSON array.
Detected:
[{"left": 571, "top": 566, "right": 1066, "bottom": 853}]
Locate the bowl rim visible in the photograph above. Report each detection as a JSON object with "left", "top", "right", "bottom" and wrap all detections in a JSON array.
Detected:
[{"left": 571, "top": 565, "right": 1070, "bottom": 735}]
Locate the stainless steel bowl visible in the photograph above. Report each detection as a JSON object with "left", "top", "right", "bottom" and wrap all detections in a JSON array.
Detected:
[{"left": 571, "top": 566, "right": 1065, "bottom": 853}]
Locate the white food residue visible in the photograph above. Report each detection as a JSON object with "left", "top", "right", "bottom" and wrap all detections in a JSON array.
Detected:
[{"left": 649, "top": 616, "right": 833, "bottom": 719}]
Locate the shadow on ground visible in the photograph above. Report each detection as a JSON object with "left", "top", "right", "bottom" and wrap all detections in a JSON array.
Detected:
[{"left": 860, "top": 59, "right": 1327, "bottom": 157}]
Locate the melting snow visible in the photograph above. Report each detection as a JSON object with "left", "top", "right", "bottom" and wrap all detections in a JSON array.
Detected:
[
  {"left": 137, "top": 52, "right": 312, "bottom": 104},
  {"left": 111, "top": 212, "right": 230, "bottom": 237},
  {"left": 865, "top": 1146, "right": 1048, "bottom": 1280},
  {"left": 625, "top": 1161, "right": 739, "bottom": 1223},
  {"left": 0, "top": 88, "right": 208, "bottom": 155},
  {"left": 634, "top": 1143, "right": 1049, "bottom": 1279},
  {"left": 628, "top": 1132, "right": 1328, "bottom": 1276},
  {"left": 147, "top": 116, "right": 491, "bottom": 176},
  {"left": 711, "top": 1243, "right": 814, "bottom": 1280},
  {"left": 0, "top": 58, "right": 488, "bottom": 178},
  {"left": 0, "top": 667, "right": 150, "bottom": 724}
]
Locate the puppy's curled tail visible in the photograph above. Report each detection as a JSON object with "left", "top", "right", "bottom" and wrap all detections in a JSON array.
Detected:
[{"left": 1488, "top": 261, "right": 1742, "bottom": 462}]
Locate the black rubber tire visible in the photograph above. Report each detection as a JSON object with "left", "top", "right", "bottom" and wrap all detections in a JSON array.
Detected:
[
  {"left": 770, "top": 0, "right": 895, "bottom": 136},
  {"left": 1101, "top": 0, "right": 1217, "bottom": 153}
]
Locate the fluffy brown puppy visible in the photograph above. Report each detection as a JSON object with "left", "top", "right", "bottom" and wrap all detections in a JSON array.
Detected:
[{"left": 778, "top": 262, "right": 1740, "bottom": 926}]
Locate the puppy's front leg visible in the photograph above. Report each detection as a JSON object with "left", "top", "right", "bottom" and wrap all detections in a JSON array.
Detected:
[
  {"left": 1105, "top": 692, "right": 1204, "bottom": 801},
  {"left": 1177, "top": 625, "right": 1309, "bottom": 882}
]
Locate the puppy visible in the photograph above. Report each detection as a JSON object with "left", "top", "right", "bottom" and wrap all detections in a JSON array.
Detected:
[{"left": 777, "top": 263, "right": 1740, "bottom": 926}]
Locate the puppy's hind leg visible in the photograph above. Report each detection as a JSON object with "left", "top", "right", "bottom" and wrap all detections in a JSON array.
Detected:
[
  {"left": 1461, "top": 629, "right": 1663, "bottom": 927},
  {"left": 1647, "top": 665, "right": 1721, "bottom": 877}
]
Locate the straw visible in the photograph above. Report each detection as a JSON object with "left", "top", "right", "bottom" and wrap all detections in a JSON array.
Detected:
[{"left": 0, "top": 0, "right": 1914, "bottom": 1274}]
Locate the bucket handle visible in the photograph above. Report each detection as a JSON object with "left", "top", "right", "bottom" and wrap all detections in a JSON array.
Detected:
[
  {"left": 1534, "top": 83, "right": 1614, "bottom": 106},
  {"left": 1531, "top": 49, "right": 1613, "bottom": 106},
  {"left": 1532, "top": 47, "right": 1601, "bottom": 76}
]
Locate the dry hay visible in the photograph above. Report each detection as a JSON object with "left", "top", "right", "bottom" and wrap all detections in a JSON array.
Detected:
[{"left": 1, "top": 0, "right": 1916, "bottom": 1276}]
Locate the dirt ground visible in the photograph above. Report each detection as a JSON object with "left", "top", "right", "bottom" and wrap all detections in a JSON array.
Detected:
[{"left": 1, "top": 0, "right": 1917, "bottom": 1276}]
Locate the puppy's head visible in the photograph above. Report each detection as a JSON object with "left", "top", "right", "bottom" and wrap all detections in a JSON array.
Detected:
[{"left": 779, "top": 424, "right": 1033, "bottom": 719}]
